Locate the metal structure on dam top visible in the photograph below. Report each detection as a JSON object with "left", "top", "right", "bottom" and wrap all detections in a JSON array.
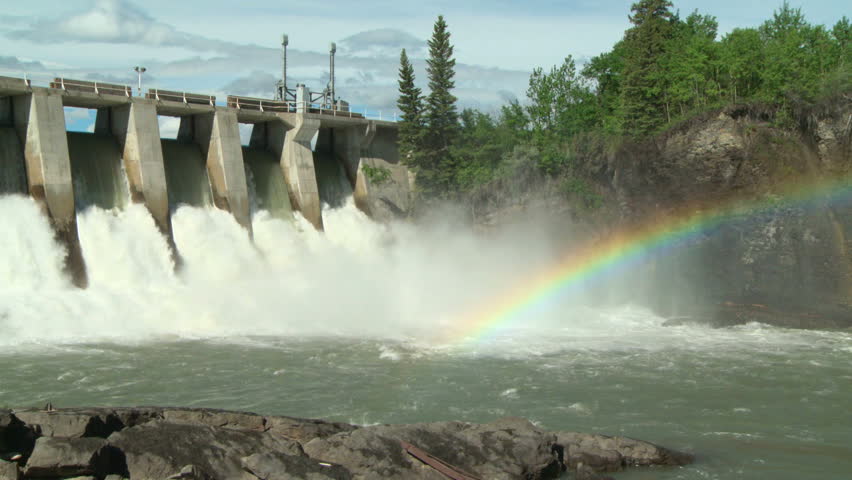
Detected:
[{"left": 2, "top": 32, "right": 396, "bottom": 122}]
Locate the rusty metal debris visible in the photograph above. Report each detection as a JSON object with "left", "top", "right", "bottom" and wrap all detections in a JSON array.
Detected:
[{"left": 400, "top": 440, "right": 483, "bottom": 480}]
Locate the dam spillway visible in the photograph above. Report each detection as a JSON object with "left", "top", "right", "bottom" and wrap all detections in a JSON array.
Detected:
[
  {"left": 314, "top": 151, "right": 353, "bottom": 209},
  {"left": 0, "top": 127, "right": 27, "bottom": 195},
  {"left": 0, "top": 75, "right": 411, "bottom": 288},
  {"left": 243, "top": 146, "right": 293, "bottom": 221},
  {"left": 162, "top": 139, "right": 213, "bottom": 210},
  {"left": 67, "top": 132, "right": 128, "bottom": 211}
]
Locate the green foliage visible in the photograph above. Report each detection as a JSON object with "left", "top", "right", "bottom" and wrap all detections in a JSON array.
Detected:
[
  {"left": 560, "top": 176, "right": 603, "bottom": 210},
  {"left": 662, "top": 11, "right": 722, "bottom": 115},
  {"left": 621, "top": 0, "right": 675, "bottom": 136},
  {"left": 399, "top": 15, "right": 462, "bottom": 198},
  {"left": 758, "top": 2, "right": 831, "bottom": 102},
  {"left": 396, "top": 49, "right": 424, "bottom": 167},
  {"left": 394, "top": 3, "right": 851, "bottom": 206},
  {"left": 582, "top": 42, "right": 626, "bottom": 134},
  {"left": 527, "top": 56, "right": 598, "bottom": 140},
  {"left": 720, "top": 28, "right": 764, "bottom": 102},
  {"left": 363, "top": 165, "right": 392, "bottom": 185}
]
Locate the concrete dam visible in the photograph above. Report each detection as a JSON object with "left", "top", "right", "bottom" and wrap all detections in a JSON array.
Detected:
[{"left": 0, "top": 75, "right": 411, "bottom": 288}]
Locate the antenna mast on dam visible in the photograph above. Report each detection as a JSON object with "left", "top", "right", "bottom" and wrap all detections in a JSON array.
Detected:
[
  {"left": 275, "top": 34, "right": 341, "bottom": 111},
  {"left": 275, "top": 34, "right": 291, "bottom": 102}
]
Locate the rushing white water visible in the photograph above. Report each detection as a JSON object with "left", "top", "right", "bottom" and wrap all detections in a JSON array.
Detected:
[
  {"left": 0, "top": 195, "right": 69, "bottom": 290},
  {"left": 2, "top": 192, "right": 850, "bottom": 353},
  {"left": 2, "top": 191, "right": 850, "bottom": 358},
  {"left": 0, "top": 194, "right": 567, "bottom": 346}
]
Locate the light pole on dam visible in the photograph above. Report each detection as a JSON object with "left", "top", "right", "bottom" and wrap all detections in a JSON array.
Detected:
[{"left": 134, "top": 66, "right": 146, "bottom": 97}]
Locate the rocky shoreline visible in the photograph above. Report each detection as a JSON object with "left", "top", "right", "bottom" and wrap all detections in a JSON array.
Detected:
[{"left": 0, "top": 406, "right": 693, "bottom": 479}]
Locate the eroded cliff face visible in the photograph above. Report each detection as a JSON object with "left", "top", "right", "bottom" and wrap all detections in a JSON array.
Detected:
[
  {"left": 610, "top": 97, "right": 852, "bottom": 328},
  {"left": 469, "top": 96, "right": 852, "bottom": 329}
]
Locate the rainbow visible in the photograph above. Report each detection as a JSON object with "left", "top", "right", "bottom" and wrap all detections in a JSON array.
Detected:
[{"left": 447, "top": 173, "right": 852, "bottom": 343}]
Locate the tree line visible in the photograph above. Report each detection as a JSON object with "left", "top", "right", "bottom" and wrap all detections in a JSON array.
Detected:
[{"left": 397, "top": 2, "right": 851, "bottom": 199}]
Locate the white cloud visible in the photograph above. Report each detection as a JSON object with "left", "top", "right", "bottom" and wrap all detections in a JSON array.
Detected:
[
  {"left": 7, "top": 1, "right": 534, "bottom": 112},
  {"left": 337, "top": 29, "right": 426, "bottom": 59},
  {"left": 11, "top": 0, "right": 235, "bottom": 53}
]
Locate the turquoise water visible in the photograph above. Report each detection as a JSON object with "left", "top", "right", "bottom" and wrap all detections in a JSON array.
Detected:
[{"left": 1, "top": 319, "right": 850, "bottom": 479}]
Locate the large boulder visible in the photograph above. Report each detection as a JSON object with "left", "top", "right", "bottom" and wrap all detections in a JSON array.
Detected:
[
  {"left": 0, "top": 410, "right": 12, "bottom": 453},
  {"left": 241, "top": 452, "right": 351, "bottom": 480},
  {"left": 108, "top": 407, "right": 164, "bottom": 429},
  {"left": 23, "top": 436, "right": 122, "bottom": 478},
  {"left": 0, "top": 459, "right": 19, "bottom": 480},
  {"left": 13, "top": 409, "right": 124, "bottom": 438},
  {"left": 303, "top": 417, "right": 562, "bottom": 480},
  {"left": 264, "top": 416, "right": 357, "bottom": 443},
  {"left": 556, "top": 431, "right": 693, "bottom": 475},
  {"left": 162, "top": 409, "right": 266, "bottom": 431},
  {"left": 107, "top": 420, "right": 303, "bottom": 480},
  {"left": 0, "top": 413, "right": 33, "bottom": 463}
]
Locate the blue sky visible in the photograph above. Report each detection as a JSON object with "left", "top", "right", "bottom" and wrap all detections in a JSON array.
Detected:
[{"left": 1, "top": 0, "right": 848, "bottom": 133}]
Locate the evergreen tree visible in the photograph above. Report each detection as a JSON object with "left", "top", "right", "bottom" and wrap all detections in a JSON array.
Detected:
[
  {"left": 422, "top": 15, "right": 460, "bottom": 194},
  {"left": 620, "top": 0, "right": 675, "bottom": 136},
  {"left": 396, "top": 48, "right": 423, "bottom": 167}
]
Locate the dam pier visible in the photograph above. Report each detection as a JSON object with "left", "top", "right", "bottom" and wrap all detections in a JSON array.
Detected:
[{"left": 0, "top": 75, "right": 410, "bottom": 287}]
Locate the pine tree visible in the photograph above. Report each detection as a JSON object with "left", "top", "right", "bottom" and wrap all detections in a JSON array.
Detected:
[
  {"left": 422, "top": 15, "right": 460, "bottom": 194},
  {"left": 621, "top": 0, "right": 675, "bottom": 137},
  {"left": 396, "top": 48, "right": 424, "bottom": 167}
]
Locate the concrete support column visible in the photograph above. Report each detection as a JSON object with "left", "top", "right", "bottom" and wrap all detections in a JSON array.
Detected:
[
  {"left": 109, "top": 99, "right": 180, "bottom": 265},
  {"left": 268, "top": 116, "right": 322, "bottom": 230},
  {"left": 12, "top": 90, "right": 88, "bottom": 288},
  {"left": 192, "top": 110, "right": 252, "bottom": 235}
]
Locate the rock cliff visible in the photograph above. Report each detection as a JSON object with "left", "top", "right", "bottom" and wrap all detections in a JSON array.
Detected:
[{"left": 472, "top": 95, "right": 852, "bottom": 328}]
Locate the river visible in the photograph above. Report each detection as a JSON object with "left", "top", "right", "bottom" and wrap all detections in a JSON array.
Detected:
[{"left": 0, "top": 195, "right": 850, "bottom": 479}]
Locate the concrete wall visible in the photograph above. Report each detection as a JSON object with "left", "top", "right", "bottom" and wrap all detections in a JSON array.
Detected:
[
  {"left": 355, "top": 122, "right": 410, "bottom": 221},
  {"left": 266, "top": 117, "right": 323, "bottom": 230},
  {"left": 332, "top": 125, "right": 363, "bottom": 188},
  {"left": 183, "top": 110, "right": 252, "bottom": 235},
  {"left": 0, "top": 97, "right": 11, "bottom": 126},
  {"left": 105, "top": 99, "right": 180, "bottom": 265},
  {"left": 12, "top": 90, "right": 88, "bottom": 287}
]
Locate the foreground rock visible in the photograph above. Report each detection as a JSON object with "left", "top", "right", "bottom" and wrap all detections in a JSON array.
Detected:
[{"left": 0, "top": 407, "right": 693, "bottom": 479}]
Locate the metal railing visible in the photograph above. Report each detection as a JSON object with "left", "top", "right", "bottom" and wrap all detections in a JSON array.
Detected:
[
  {"left": 227, "top": 95, "right": 296, "bottom": 113},
  {"left": 147, "top": 88, "right": 215, "bottom": 106},
  {"left": 49, "top": 77, "right": 132, "bottom": 97}
]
